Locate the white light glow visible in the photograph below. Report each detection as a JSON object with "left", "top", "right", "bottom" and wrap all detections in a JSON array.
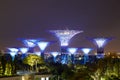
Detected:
[
  {"left": 37, "top": 41, "right": 49, "bottom": 52},
  {"left": 67, "top": 48, "right": 78, "bottom": 54},
  {"left": 81, "top": 48, "right": 92, "bottom": 54},
  {"left": 41, "top": 77, "right": 45, "bottom": 80},
  {"left": 19, "top": 48, "right": 28, "bottom": 54},
  {"left": 34, "top": 52, "right": 41, "bottom": 56},
  {"left": 8, "top": 48, "right": 19, "bottom": 60},
  {"left": 51, "top": 52, "right": 59, "bottom": 57},
  {"left": 94, "top": 38, "right": 108, "bottom": 48},
  {"left": 46, "top": 77, "right": 49, "bottom": 80},
  {"left": 50, "top": 30, "right": 83, "bottom": 46},
  {"left": 23, "top": 39, "right": 38, "bottom": 47},
  {"left": 8, "top": 48, "right": 19, "bottom": 52},
  {"left": 9, "top": 52, "right": 17, "bottom": 58}
]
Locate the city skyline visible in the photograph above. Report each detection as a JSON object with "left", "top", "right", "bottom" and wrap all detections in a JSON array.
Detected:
[{"left": 0, "top": 0, "right": 120, "bottom": 52}]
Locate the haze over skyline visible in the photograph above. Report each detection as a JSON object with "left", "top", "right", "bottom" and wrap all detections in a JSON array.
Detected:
[{"left": 0, "top": 0, "right": 120, "bottom": 52}]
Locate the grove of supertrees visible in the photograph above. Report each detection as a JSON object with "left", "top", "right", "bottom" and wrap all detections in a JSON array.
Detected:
[{"left": 0, "top": 29, "right": 119, "bottom": 80}]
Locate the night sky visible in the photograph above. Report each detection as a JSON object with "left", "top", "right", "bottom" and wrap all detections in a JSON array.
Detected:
[{"left": 0, "top": 0, "right": 120, "bottom": 52}]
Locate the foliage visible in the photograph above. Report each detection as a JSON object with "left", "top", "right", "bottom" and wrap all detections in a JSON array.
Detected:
[{"left": 23, "top": 54, "right": 44, "bottom": 67}]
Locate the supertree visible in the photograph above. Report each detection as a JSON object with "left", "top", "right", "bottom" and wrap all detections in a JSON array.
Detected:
[
  {"left": 8, "top": 48, "right": 19, "bottom": 61},
  {"left": 51, "top": 52, "right": 59, "bottom": 63},
  {"left": 67, "top": 48, "right": 78, "bottom": 64},
  {"left": 37, "top": 41, "right": 54, "bottom": 59},
  {"left": 19, "top": 47, "right": 29, "bottom": 59},
  {"left": 88, "top": 37, "right": 112, "bottom": 58},
  {"left": 81, "top": 48, "right": 93, "bottom": 64},
  {"left": 22, "top": 39, "right": 39, "bottom": 53},
  {"left": 50, "top": 29, "right": 83, "bottom": 64},
  {"left": 19, "top": 48, "right": 29, "bottom": 54}
]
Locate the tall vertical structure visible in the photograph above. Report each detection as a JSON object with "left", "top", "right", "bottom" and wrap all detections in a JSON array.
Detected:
[
  {"left": 89, "top": 37, "right": 112, "bottom": 58},
  {"left": 51, "top": 52, "right": 59, "bottom": 63},
  {"left": 50, "top": 30, "right": 83, "bottom": 52},
  {"left": 8, "top": 48, "right": 19, "bottom": 61},
  {"left": 50, "top": 29, "right": 83, "bottom": 64},
  {"left": 37, "top": 41, "right": 50, "bottom": 59},
  {"left": 67, "top": 48, "right": 78, "bottom": 64},
  {"left": 19, "top": 48, "right": 29, "bottom": 59},
  {"left": 81, "top": 48, "right": 92, "bottom": 64}
]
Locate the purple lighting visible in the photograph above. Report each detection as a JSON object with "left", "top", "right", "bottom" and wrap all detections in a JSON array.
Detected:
[
  {"left": 50, "top": 30, "right": 83, "bottom": 46},
  {"left": 88, "top": 37, "right": 112, "bottom": 58},
  {"left": 93, "top": 38, "right": 110, "bottom": 48},
  {"left": 23, "top": 39, "right": 38, "bottom": 47}
]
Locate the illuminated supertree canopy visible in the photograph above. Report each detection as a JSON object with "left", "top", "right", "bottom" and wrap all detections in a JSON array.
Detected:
[
  {"left": 50, "top": 30, "right": 83, "bottom": 46},
  {"left": 51, "top": 52, "right": 59, "bottom": 62},
  {"left": 23, "top": 39, "right": 39, "bottom": 47},
  {"left": 67, "top": 48, "right": 78, "bottom": 54},
  {"left": 81, "top": 48, "right": 93, "bottom": 55},
  {"left": 92, "top": 38, "right": 112, "bottom": 48},
  {"left": 51, "top": 52, "right": 59, "bottom": 58},
  {"left": 8, "top": 48, "right": 19, "bottom": 60},
  {"left": 37, "top": 41, "right": 50, "bottom": 52},
  {"left": 19, "top": 48, "right": 29, "bottom": 54}
]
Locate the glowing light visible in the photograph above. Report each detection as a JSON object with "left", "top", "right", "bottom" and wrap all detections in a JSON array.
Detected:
[
  {"left": 8, "top": 48, "right": 19, "bottom": 60},
  {"left": 19, "top": 48, "right": 29, "bottom": 54},
  {"left": 93, "top": 38, "right": 110, "bottom": 48},
  {"left": 51, "top": 52, "right": 59, "bottom": 62},
  {"left": 37, "top": 41, "right": 49, "bottom": 52},
  {"left": 81, "top": 48, "right": 92, "bottom": 54},
  {"left": 67, "top": 48, "right": 78, "bottom": 54},
  {"left": 46, "top": 77, "right": 49, "bottom": 80},
  {"left": 41, "top": 77, "right": 45, "bottom": 80},
  {"left": 23, "top": 39, "right": 38, "bottom": 47},
  {"left": 34, "top": 52, "right": 41, "bottom": 56},
  {"left": 9, "top": 52, "right": 17, "bottom": 58},
  {"left": 8, "top": 48, "right": 19, "bottom": 52},
  {"left": 50, "top": 30, "right": 83, "bottom": 46},
  {"left": 51, "top": 52, "right": 59, "bottom": 57}
]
